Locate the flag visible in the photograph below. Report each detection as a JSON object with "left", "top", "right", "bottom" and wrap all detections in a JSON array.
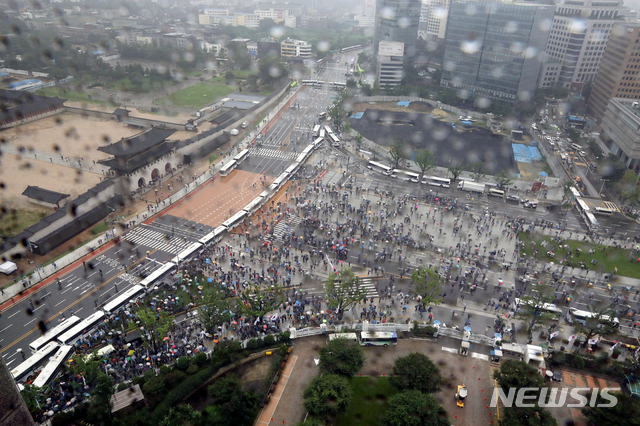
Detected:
[
  {"left": 588, "top": 338, "right": 599, "bottom": 345},
  {"left": 610, "top": 342, "right": 620, "bottom": 351},
  {"left": 549, "top": 331, "right": 559, "bottom": 339},
  {"left": 568, "top": 334, "right": 576, "bottom": 341}
]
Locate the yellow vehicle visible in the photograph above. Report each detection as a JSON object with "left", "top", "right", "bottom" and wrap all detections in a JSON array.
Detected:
[{"left": 456, "top": 385, "right": 467, "bottom": 407}]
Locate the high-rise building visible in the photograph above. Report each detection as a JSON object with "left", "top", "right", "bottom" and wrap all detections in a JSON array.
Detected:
[
  {"left": 0, "top": 358, "right": 33, "bottom": 426},
  {"left": 280, "top": 38, "right": 312, "bottom": 57},
  {"left": 425, "top": 0, "right": 450, "bottom": 40},
  {"left": 599, "top": 98, "right": 640, "bottom": 172},
  {"left": 373, "top": 0, "right": 421, "bottom": 58},
  {"left": 377, "top": 41, "right": 405, "bottom": 86},
  {"left": 538, "top": 0, "right": 624, "bottom": 91},
  {"left": 441, "top": 1, "right": 555, "bottom": 102},
  {"left": 587, "top": 23, "right": 640, "bottom": 121}
]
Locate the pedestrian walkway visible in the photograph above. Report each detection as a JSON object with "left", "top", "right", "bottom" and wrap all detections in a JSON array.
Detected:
[
  {"left": 250, "top": 147, "right": 298, "bottom": 160},
  {"left": 124, "top": 226, "right": 194, "bottom": 255},
  {"left": 255, "top": 355, "right": 298, "bottom": 426},
  {"left": 0, "top": 143, "right": 108, "bottom": 175},
  {"left": 268, "top": 214, "right": 304, "bottom": 242}
]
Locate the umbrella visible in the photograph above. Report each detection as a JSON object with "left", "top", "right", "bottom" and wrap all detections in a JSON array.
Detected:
[
  {"left": 494, "top": 333, "right": 503, "bottom": 339},
  {"left": 464, "top": 326, "right": 472, "bottom": 332},
  {"left": 128, "top": 350, "right": 135, "bottom": 356}
]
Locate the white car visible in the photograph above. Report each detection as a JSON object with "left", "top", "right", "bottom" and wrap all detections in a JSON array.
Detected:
[{"left": 230, "top": 129, "right": 239, "bottom": 136}]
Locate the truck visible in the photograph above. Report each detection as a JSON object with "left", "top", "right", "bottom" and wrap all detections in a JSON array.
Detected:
[
  {"left": 457, "top": 181, "right": 486, "bottom": 193},
  {"left": 523, "top": 344, "right": 546, "bottom": 374}
]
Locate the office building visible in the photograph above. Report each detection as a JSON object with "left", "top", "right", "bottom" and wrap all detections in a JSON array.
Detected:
[
  {"left": 424, "top": 0, "right": 450, "bottom": 40},
  {"left": 255, "top": 8, "right": 290, "bottom": 23},
  {"left": 373, "top": 0, "right": 421, "bottom": 58},
  {"left": 441, "top": 1, "right": 555, "bottom": 101},
  {"left": 538, "top": 0, "right": 624, "bottom": 90},
  {"left": 376, "top": 41, "right": 405, "bottom": 86},
  {"left": 587, "top": 23, "right": 640, "bottom": 121},
  {"left": 280, "top": 38, "right": 312, "bottom": 57},
  {"left": 599, "top": 98, "right": 640, "bottom": 172}
]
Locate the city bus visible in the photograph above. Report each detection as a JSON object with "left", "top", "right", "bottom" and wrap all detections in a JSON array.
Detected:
[
  {"left": 422, "top": 176, "right": 451, "bottom": 188},
  {"left": 103, "top": 284, "right": 145, "bottom": 314},
  {"left": 359, "top": 331, "right": 398, "bottom": 346},
  {"left": 318, "top": 112, "right": 327, "bottom": 120},
  {"left": 568, "top": 307, "right": 619, "bottom": 328},
  {"left": 594, "top": 207, "right": 613, "bottom": 216},
  {"left": 513, "top": 298, "right": 563, "bottom": 318},
  {"left": 324, "top": 125, "right": 333, "bottom": 135},
  {"left": 488, "top": 188, "right": 505, "bottom": 197},
  {"left": 233, "top": 149, "right": 250, "bottom": 164},
  {"left": 570, "top": 187, "right": 581, "bottom": 199},
  {"left": 139, "top": 262, "right": 176, "bottom": 287},
  {"left": 367, "top": 161, "right": 392, "bottom": 174},
  {"left": 333, "top": 82, "right": 346, "bottom": 89},
  {"left": 312, "top": 125, "right": 321, "bottom": 137},
  {"left": 401, "top": 170, "right": 420, "bottom": 182},
  {"left": 585, "top": 211, "right": 599, "bottom": 231},
  {"left": 319, "top": 128, "right": 326, "bottom": 139},
  {"left": 57, "top": 312, "right": 106, "bottom": 345},
  {"left": 219, "top": 160, "right": 237, "bottom": 177},
  {"left": 340, "top": 45, "right": 362, "bottom": 53},
  {"left": 329, "top": 133, "right": 341, "bottom": 146},
  {"left": 312, "top": 137, "right": 324, "bottom": 147},
  {"left": 29, "top": 315, "right": 81, "bottom": 353},
  {"left": 328, "top": 333, "right": 358, "bottom": 343},
  {"left": 32, "top": 345, "right": 74, "bottom": 388},
  {"left": 11, "top": 342, "right": 59, "bottom": 382}
]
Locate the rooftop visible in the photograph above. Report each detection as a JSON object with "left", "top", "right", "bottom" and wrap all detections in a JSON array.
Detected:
[
  {"left": 611, "top": 98, "right": 640, "bottom": 121},
  {"left": 21, "top": 186, "right": 70, "bottom": 205},
  {"left": 98, "top": 128, "right": 176, "bottom": 157}
]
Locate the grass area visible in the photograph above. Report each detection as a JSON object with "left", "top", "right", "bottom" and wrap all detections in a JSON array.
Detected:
[
  {"left": 184, "top": 70, "right": 204, "bottom": 77},
  {"left": 0, "top": 209, "right": 48, "bottom": 237},
  {"left": 91, "top": 221, "right": 110, "bottom": 235},
  {"left": 210, "top": 76, "right": 228, "bottom": 84},
  {"left": 208, "top": 154, "right": 219, "bottom": 164},
  {"left": 230, "top": 69, "right": 258, "bottom": 78},
  {"left": 335, "top": 377, "right": 397, "bottom": 426},
  {"left": 107, "top": 77, "right": 169, "bottom": 94},
  {"left": 169, "top": 83, "right": 235, "bottom": 108},
  {"left": 518, "top": 232, "right": 640, "bottom": 278},
  {"left": 35, "top": 87, "right": 103, "bottom": 104}
]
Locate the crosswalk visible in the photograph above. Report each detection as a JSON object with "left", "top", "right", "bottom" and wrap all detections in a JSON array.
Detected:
[
  {"left": 268, "top": 214, "right": 305, "bottom": 242},
  {"left": 603, "top": 201, "right": 620, "bottom": 212},
  {"left": 357, "top": 277, "right": 379, "bottom": 299},
  {"left": 250, "top": 148, "right": 298, "bottom": 160},
  {"left": 124, "top": 226, "right": 194, "bottom": 255}
]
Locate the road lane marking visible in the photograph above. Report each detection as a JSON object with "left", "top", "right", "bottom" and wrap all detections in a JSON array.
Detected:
[
  {"left": 8, "top": 311, "right": 19, "bottom": 318},
  {"left": 54, "top": 299, "right": 67, "bottom": 307}
]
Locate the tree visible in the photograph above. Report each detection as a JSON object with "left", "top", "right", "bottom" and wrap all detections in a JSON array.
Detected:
[
  {"left": 160, "top": 404, "right": 202, "bottom": 426},
  {"left": 495, "top": 171, "right": 515, "bottom": 191},
  {"left": 354, "top": 133, "right": 364, "bottom": 151},
  {"left": 571, "top": 303, "right": 619, "bottom": 342},
  {"left": 198, "top": 286, "right": 233, "bottom": 335},
  {"left": 258, "top": 57, "right": 288, "bottom": 86},
  {"left": 493, "top": 360, "right": 545, "bottom": 391},
  {"left": 319, "top": 336, "right": 365, "bottom": 377},
  {"left": 381, "top": 390, "right": 450, "bottom": 426},
  {"left": 447, "top": 164, "right": 464, "bottom": 182},
  {"left": 240, "top": 282, "right": 285, "bottom": 319},
  {"left": 133, "top": 307, "right": 173, "bottom": 354},
  {"left": 411, "top": 266, "right": 443, "bottom": 307},
  {"left": 303, "top": 374, "right": 352, "bottom": 417},
  {"left": 328, "top": 103, "right": 346, "bottom": 131},
  {"left": 415, "top": 148, "right": 437, "bottom": 182},
  {"left": 390, "top": 353, "right": 443, "bottom": 394},
  {"left": 562, "top": 181, "right": 576, "bottom": 203},
  {"left": 225, "top": 71, "right": 235, "bottom": 82},
  {"left": 389, "top": 139, "right": 407, "bottom": 170},
  {"left": 513, "top": 282, "right": 557, "bottom": 336},
  {"left": 346, "top": 78, "right": 357, "bottom": 88},
  {"left": 500, "top": 406, "right": 557, "bottom": 426},
  {"left": 343, "top": 122, "right": 351, "bottom": 134},
  {"left": 205, "top": 374, "right": 258, "bottom": 426},
  {"left": 324, "top": 267, "right": 369, "bottom": 319},
  {"left": 582, "top": 392, "right": 640, "bottom": 426},
  {"left": 470, "top": 162, "right": 486, "bottom": 182},
  {"left": 87, "top": 372, "right": 115, "bottom": 424}
]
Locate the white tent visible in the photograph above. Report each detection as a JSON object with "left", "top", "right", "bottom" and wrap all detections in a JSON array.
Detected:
[{"left": 0, "top": 261, "right": 17, "bottom": 275}]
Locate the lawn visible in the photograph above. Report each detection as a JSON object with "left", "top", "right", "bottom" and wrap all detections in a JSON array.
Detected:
[
  {"left": 35, "top": 87, "right": 103, "bottom": 104},
  {"left": 169, "top": 83, "right": 235, "bottom": 108},
  {"left": 335, "top": 377, "right": 398, "bottom": 426},
  {"left": 518, "top": 232, "right": 640, "bottom": 278},
  {"left": 0, "top": 208, "right": 48, "bottom": 237},
  {"left": 107, "top": 77, "right": 169, "bottom": 94}
]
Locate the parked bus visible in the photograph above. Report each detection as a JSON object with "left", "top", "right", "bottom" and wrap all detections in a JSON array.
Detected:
[
  {"left": 367, "top": 161, "right": 392, "bottom": 174},
  {"left": 29, "top": 316, "right": 81, "bottom": 353},
  {"left": 139, "top": 262, "right": 176, "bottom": 287},
  {"left": 219, "top": 160, "right": 237, "bottom": 177},
  {"left": 333, "top": 82, "right": 346, "bottom": 89},
  {"left": 488, "top": 188, "right": 505, "bottom": 197},
  {"left": 329, "top": 133, "right": 341, "bottom": 146},
  {"left": 328, "top": 333, "right": 358, "bottom": 343},
  {"left": 312, "top": 137, "right": 324, "bottom": 147},
  {"left": 103, "top": 285, "right": 145, "bottom": 314},
  {"left": 302, "top": 80, "right": 318, "bottom": 86},
  {"left": 32, "top": 345, "right": 74, "bottom": 388},
  {"left": 594, "top": 207, "right": 613, "bottom": 216},
  {"left": 568, "top": 307, "right": 619, "bottom": 327},
  {"left": 57, "top": 312, "right": 106, "bottom": 345},
  {"left": 233, "top": 149, "right": 250, "bottom": 164},
  {"left": 319, "top": 128, "right": 326, "bottom": 139},
  {"left": 570, "top": 187, "right": 581, "bottom": 199},
  {"left": 324, "top": 125, "right": 333, "bottom": 134},
  {"left": 11, "top": 342, "right": 59, "bottom": 382},
  {"left": 401, "top": 170, "right": 420, "bottom": 182},
  {"left": 585, "top": 212, "right": 599, "bottom": 231},
  {"left": 513, "top": 299, "right": 563, "bottom": 318},
  {"left": 340, "top": 45, "right": 362, "bottom": 53},
  {"left": 312, "top": 125, "right": 321, "bottom": 137},
  {"left": 318, "top": 112, "right": 327, "bottom": 120},
  {"left": 422, "top": 176, "right": 451, "bottom": 188},
  {"left": 359, "top": 331, "right": 398, "bottom": 346}
]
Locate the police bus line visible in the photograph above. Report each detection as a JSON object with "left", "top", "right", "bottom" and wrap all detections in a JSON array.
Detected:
[{"left": 14, "top": 131, "right": 324, "bottom": 386}]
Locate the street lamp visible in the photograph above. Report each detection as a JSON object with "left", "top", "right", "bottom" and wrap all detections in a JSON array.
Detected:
[
  {"left": 27, "top": 260, "right": 42, "bottom": 280},
  {"left": 599, "top": 179, "right": 609, "bottom": 195}
]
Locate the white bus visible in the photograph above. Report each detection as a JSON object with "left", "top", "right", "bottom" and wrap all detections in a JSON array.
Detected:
[
  {"left": 329, "top": 133, "right": 341, "bottom": 146},
  {"left": 570, "top": 187, "right": 581, "bottom": 199},
  {"left": 32, "top": 345, "right": 74, "bottom": 388},
  {"left": 340, "top": 45, "right": 362, "bottom": 53},
  {"left": 585, "top": 212, "right": 599, "bottom": 231},
  {"left": 324, "top": 125, "right": 333, "bottom": 135},
  {"left": 198, "top": 225, "right": 227, "bottom": 245},
  {"left": 302, "top": 79, "right": 319, "bottom": 86},
  {"left": 233, "top": 149, "right": 250, "bottom": 164},
  {"left": 83, "top": 344, "right": 115, "bottom": 362},
  {"left": 57, "top": 312, "right": 106, "bottom": 345},
  {"left": 318, "top": 112, "right": 327, "bottom": 120},
  {"left": 11, "top": 342, "right": 59, "bottom": 382},
  {"left": 401, "top": 170, "right": 420, "bottom": 183},
  {"left": 328, "top": 333, "right": 358, "bottom": 343},
  {"left": 29, "top": 316, "right": 81, "bottom": 353},
  {"left": 170, "top": 242, "right": 203, "bottom": 265},
  {"left": 488, "top": 188, "right": 505, "bottom": 197},
  {"left": 219, "top": 160, "right": 237, "bottom": 177},
  {"left": 513, "top": 298, "right": 563, "bottom": 317},
  {"left": 594, "top": 207, "right": 613, "bottom": 216},
  {"left": 319, "top": 128, "right": 326, "bottom": 139},
  {"left": 313, "top": 137, "right": 324, "bottom": 147},
  {"left": 221, "top": 210, "right": 248, "bottom": 230},
  {"left": 423, "top": 176, "right": 451, "bottom": 188},
  {"left": 139, "top": 262, "right": 177, "bottom": 287},
  {"left": 312, "top": 125, "right": 321, "bottom": 137},
  {"left": 333, "top": 82, "right": 346, "bottom": 89},
  {"left": 568, "top": 307, "right": 619, "bottom": 327},
  {"left": 103, "top": 285, "right": 145, "bottom": 314},
  {"left": 360, "top": 331, "right": 398, "bottom": 346},
  {"left": 367, "top": 161, "right": 392, "bottom": 174}
]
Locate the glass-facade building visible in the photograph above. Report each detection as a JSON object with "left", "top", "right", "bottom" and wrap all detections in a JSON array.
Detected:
[
  {"left": 373, "top": 0, "right": 422, "bottom": 58},
  {"left": 441, "top": 2, "right": 555, "bottom": 101}
]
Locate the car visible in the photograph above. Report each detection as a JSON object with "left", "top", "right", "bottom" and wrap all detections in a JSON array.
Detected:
[
  {"left": 524, "top": 202, "right": 537, "bottom": 209},
  {"left": 506, "top": 195, "right": 520, "bottom": 202},
  {"left": 230, "top": 129, "right": 239, "bottom": 136},
  {"left": 405, "top": 178, "right": 419, "bottom": 183},
  {"left": 552, "top": 370, "right": 563, "bottom": 382},
  {"left": 241, "top": 122, "right": 248, "bottom": 129},
  {"left": 520, "top": 198, "right": 530, "bottom": 204}
]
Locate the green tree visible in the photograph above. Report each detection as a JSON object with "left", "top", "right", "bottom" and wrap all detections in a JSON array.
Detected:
[
  {"left": 225, "top": 71, "right": 235, "bottom": 82},
  {"left": 159, "top": 404, "right": 202, "bottom": 426},
  {"left": 447, "top": 164, "right": 464, "bottom": 182},
  {"left": 319, "top": 336, "right": 365, "bottom": 377},
  {"left": 495, "top": 170, "right": 515, "bottom": 191},
  {"left": 380, "top": 390, "right": 450, "bottom": 426},
  {"left": 570, "top": 304, "right": 619, "bottom": 343},
  {"left": 258, "top": 57, "right": 288, "bottom": 86},
  {"left": 389, "top": 139, "right": 407, "bottom": 170},
  {"left": 346, "top": 78, "right": 357, "bottom": 88},
  {"left": 303, "top": 374, "right": 352, "bottom": 417},
  {"left": 582, "top": 392, "right": 640, "bottom": 426},
  {"left": 133, "top": 307, "right": 173, "bottom": 354},
  {"left": 411, "top": 266, "right": 443, "bottom": 307},
  {"left": 513, "top": 282, "right": 558, "bottom": 336},
  {"left": 562, "top": 181, "right": 576, "bottom": 203},
  {"left": 205, "top": 374, "right": 258, "bottom": 426},
  {"left": 324, "top": 267, "right": 369, "bottom": 319},
  {"left": 390, "top": 353, "right": 443, "bottom": 394},
  {"left": 415, "top": 148, "right": 437, "bottom": 182},
  {"left": 328, "top": 103, "right": 346, "bottom": 132},
  {"left": 493, "top": 360, "right": 545, "bottom": 391},
  {"left": 623, "top": 185, "right": 640, "bottom": 207},
  {"left": 500, "top": 406, "right": 557, "bottom": 426},
  {"left": 354, "top": 133, "right": 364, "bottom": 151},
  {"left": 470, "top": 162, "right": 487, "bottom": 183},
  {"left": 87, "top": 372, "right": 115, "bottom": 425},
  {"left": 240, "top": 282, "right": 285, "bottom": 319},
  {"left": 198, "top": 286, "right": 233, "bottom": 335}
]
